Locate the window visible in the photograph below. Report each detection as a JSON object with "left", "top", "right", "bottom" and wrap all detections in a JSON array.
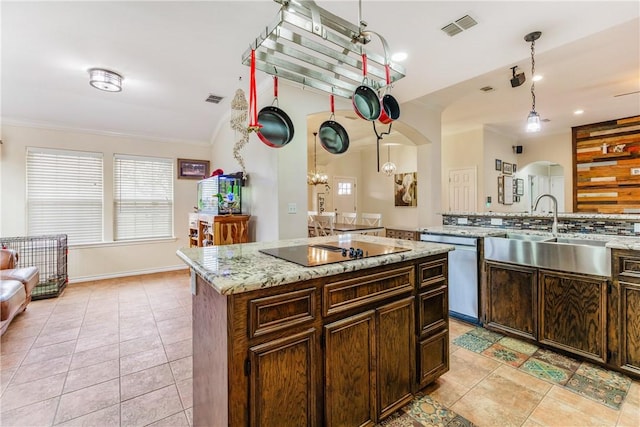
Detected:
[
  {"left": 337, "top": 182, "right": 352, "bottom": 195},
  {"left": 26, "top": 147, "right": 104, "bottom": 245},
  {"left": 114, "top": 154, "right": 173, "bottom": 241}
]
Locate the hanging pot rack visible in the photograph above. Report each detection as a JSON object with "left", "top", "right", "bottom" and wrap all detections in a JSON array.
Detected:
[{"left": 241, "top": 0, "right": 406, "bottom": 100}]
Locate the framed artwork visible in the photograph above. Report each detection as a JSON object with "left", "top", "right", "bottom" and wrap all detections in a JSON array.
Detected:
[
  {"left": 495, "top": 159, "right": 502, "bottom": 171},
  {"left": 514, "top": 178, "right": 525, "bottom": 196},
  {"left": 394, "top": 172, "right": 417, "bottom": 207},
  {"left": 317, "top": 193, "right": 326, "bottom": 213},
  {"left": 497, "top": 176, "right": 504, "bottom": 204},
  {"left": 503, "top": 175, "right": 514, "bottom": 204},
  {"left": 502, "top": 162, "right": 513, "bottom": 175},
  {"left": 178, "top": 158, "right": 210, "bottom": 180},
  {"left": 513, "top": 163, "right": 518, "bottom": 173}
]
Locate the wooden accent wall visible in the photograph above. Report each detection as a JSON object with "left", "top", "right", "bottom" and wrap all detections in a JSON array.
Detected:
[{"left": 573, "top": 115, "right": 640, "bottom": 213}]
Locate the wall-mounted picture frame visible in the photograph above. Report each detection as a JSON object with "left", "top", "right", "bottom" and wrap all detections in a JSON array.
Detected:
[
  {"left": 495, "top": 159, "right": 502, "bottom": 171},
  {"left": 513, "top": 163, "right": 518, "bottom": 173},
  {"left": 514, "top": 178, "right": 525, "bottom": 196},
  {"left": 178, "top": 158, "right": 210, "bottom": 180},
  {"left": 502, "top": 162, "right": 513, "bottom": 175},
  {"left": 394, "top": 172, "right": 418, "bottom": 207},
  {"left": 317, "top": 193, "right": 326, "bottom": 213},
  {"left": 497, "top": 176, "right": 504, "bottom": 204}
]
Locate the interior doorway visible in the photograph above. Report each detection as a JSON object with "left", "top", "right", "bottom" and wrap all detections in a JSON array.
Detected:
[
  {"left": 332, "top": 176, "right": 357, "bottom": 218},
  {"left": 447, "top": 167, "right": 477, "bottom": 212}
]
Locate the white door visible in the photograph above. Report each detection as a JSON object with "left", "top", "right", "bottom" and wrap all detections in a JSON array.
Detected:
[
  {"left": 448, "top": 168, "right": 476, "bottom": 212},
  {"left": 332, "top": 176, "right": 357, "bottom": 218}
]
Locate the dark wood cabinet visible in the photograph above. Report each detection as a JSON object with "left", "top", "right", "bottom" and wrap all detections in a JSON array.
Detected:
[
  {"left": 538, "top": 269, "right": 608, "bottom": 363},
  {"left": 193, "top": 253, "right": 450, "bottom": 426},
  {"left": 386, "top": 228, "right": 420, "bottom": 241},
  {"left": 485, "top": 261, "right": 537, "bottom": 340},
  {"left": 612, "top": 249, "right": 640, "bottom": 376}
]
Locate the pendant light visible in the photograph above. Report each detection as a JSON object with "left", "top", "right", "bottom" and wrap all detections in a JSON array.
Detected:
[
  {"left": 381, "top": 145, "right": 396, "bottom": 176},
  {"left": 88, "top": 68, "right": 123, "bottom": 92},
  {"left": 525, "top": 31, "right": 542, "bottom": 132},
  {"left": 307, "top": 132, "right": 328, "bottom": 186}
]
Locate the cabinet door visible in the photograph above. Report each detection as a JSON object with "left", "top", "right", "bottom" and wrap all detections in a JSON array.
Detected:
[
  {"left": 417, "top": 328, "right": 449, "bottom": 388},
  {"left": 249, "top": 328, "right": 318, "bottom": 427},
  {"left": 485, "top": 261, "right": 537, "bottom": 340},
  {"left": 620, "top": 280, "right": 640, "bottom": 375},
  {"left": 376, "top": 296, "right": 415, "bottom": 419},
  {"left": 539, "top": 270, "right": 607, "bottom": 363},
  {"left": 325, "top": 311, "right": 376, "bottom": 427}
]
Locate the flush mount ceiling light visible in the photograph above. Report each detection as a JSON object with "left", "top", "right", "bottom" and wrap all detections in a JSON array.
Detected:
[
  {"left": 524, "top": 31, "right": 542, "bottom": 132},
  {"left": 88, "top": 68, "right": 123, "bottom": 92}
]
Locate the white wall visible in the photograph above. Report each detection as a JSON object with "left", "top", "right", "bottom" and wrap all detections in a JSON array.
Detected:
[{"left": 0, "top": 124, "right": 212, "bottom": 281}]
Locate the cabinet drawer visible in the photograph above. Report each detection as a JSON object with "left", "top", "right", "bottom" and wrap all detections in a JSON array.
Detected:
[
  {"left": 386, "top": 229, "right": 417, "bottom": 241},
  {"left": 249, "top": 288, "right": 316, "bottom": 338},
  {"left": 619, "top": 256, "right": 640, "bottom": 281},
  {"left": 417, "top": 329, "right": 449, "bottom": 388},
  {"left": 417, "top": 285, "right": 448, "bottom": 336},
  {"left": 323, "top": 266, "right": 414, "bottom": 317},
  {"left": 418, "top": 259, "right": 447, "bottom": 289}
]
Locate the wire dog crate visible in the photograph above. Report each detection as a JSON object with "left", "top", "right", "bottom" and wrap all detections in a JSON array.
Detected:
[{"left": 1, "top": 234, "right": 68, "bottom": 299}]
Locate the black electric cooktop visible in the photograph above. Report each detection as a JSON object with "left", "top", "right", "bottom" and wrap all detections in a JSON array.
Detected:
[{"left": 259, "top": 240, "right": 410, "bottom": 267}]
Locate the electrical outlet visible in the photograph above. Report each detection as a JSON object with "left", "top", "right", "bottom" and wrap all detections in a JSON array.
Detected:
[
  {"left": 634, "top": 223, "right": 640, "bottom": 233},
  {"left": 490, "top": 218, "right": 503, "bottom": 226},
  {"left": 631, "top": 168, "right": 640, "bottom": 176},
  {"left": 457, "top": 217, "right": 468, "bottom": 225},
  {"left": 287, "top": 203, "right": 297, "bottom": 214}
]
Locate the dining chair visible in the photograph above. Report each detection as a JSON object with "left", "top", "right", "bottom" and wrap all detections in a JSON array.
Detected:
[
  {"left": 361, "top": 213, "right": 382, "bottom": 236},
  {"left": 312, "top": 214, "right": 335, "bottom": 236},
  {"left": 341, "top": 212, "right": 357, "bottom": 224},
  {"left": 307, "top": 211, "right": 318, "bottom": 237}
]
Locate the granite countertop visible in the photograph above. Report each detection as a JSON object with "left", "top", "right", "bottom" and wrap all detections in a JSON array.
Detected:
[
  {"left": 421, "top": 225, "right": 506, "bottom": 238},
  {"left": 176, "top": 234, "right": 454, "bottom": 295},
  {"left": 443, "top": 212, "right": 640, "bottom": 220}
]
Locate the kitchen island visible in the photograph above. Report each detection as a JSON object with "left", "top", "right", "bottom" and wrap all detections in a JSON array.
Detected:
[{"left": 177, "top": 234, "right": 454, "bottom": 427}]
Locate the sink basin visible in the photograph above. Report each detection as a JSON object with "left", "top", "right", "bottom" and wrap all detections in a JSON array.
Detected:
[
  {"left": 549, "top": 237, "right": 608, "bottom": 247},
  {"left": 502, "top": 233, "right": 554, "bottom": 242},
  {"left": 485, "top": 235, "right": 611, "bottom": 276}
]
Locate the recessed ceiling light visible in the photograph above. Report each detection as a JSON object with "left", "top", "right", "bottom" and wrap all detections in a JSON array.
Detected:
[
  {"left": 532, "top": 74, "right": 543, "bottom": 82},
  {"left": 574, "top": 109, "right": 584, "bottom": 115},
  {"left": 391, "top": 52, "right": 407, "bottom": 62}
]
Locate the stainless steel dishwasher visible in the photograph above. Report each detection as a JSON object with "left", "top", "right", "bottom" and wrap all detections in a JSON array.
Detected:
[{"left": 420, "top": 233, "right": 480, "bottom": 324}]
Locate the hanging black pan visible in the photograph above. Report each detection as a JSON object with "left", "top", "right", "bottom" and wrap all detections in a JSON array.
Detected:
[
  {"left": 319, "top": 94, "right": 350, "bottom": 154},
  {"left": 352, "top": 53, "right": 381, "bottom": 121},
  {"left": 258, "top": 76, "right": 294, "bottom": 148}
]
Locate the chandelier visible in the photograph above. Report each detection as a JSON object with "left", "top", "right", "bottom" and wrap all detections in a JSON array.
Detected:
[
  {"left": 308, "top": 132, "right": 328, "bottom": 186},
  {"left": 381, "top": 145, "right": 396, "bottom": 176},
  {"left": 525, "top": 31, "right": 542, "bottom": 132}
]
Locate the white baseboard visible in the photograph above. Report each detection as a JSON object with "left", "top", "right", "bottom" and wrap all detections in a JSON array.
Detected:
[{"left": 68, "top": 265, "right": 189, "bottom": 284}]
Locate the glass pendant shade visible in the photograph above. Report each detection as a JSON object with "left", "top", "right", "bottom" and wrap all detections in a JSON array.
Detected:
[
  {"left": 381, "top": 145, "right": 396, "bottom": 176},
  {"left": 526, "top": 110, "right": 541, "bottom": 132}
]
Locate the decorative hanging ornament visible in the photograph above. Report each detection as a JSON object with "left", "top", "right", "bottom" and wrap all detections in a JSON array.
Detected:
[{"left": 230, "top": 81, "right": 249, "bottom": 180}]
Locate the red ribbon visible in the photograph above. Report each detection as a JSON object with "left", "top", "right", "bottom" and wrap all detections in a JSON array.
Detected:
[
  {"left": 330, "top": 94, "right": 335, "bottom": 114},
  {"left": 385, "top": 64, "right": 391, "bottom": 85},
  {"left": 248, "top": 49, "right": 259, "bottom": 128},
  {"left": 273, "top": 76, "right": 278, "bottom": 98}
]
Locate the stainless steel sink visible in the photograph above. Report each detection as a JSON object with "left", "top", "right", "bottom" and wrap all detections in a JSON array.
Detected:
[
  {"left": 502, "top": 233, "right": 554, "bottom": 242},
  {"left": 485, "top": 234, "right": 611, "bottom": 276}
]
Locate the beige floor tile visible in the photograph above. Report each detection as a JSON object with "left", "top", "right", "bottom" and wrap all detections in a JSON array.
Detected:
[
  {"left": 54, "top": 378, "right": 120, "bottom": 424},
  {"left": 449, "top": 319, "right": 476, "bottom": 339},
  {"left": 423, "top": 375, "right": 471, "bottom": 408},
  {"left": 185, "top": 407, "right": 193, "bottom": 426},
  {"left": 64, "top": 359, "right": 120, "bottom": 393},
  {"left": 146, "top": 410, "right": 189, "bottom": 427},
  {"left": 169, "top": 356, "right": 192, "bottom": 382},
  {"left": 440, "top": 348, "right": 500, "bottom": 388},
  {"left": 451, "top": 364, "right": 549, "bottom": 426},
  {"left": 176, "top": 377, "right": 193, "bottom": 409},
  {"left": 120, "top": 384, "right": 183, "bottom": 427},
  {"left": 0, "top": 396, "right": 59, "bottom": 426},
  {"left": 1, "top": 334, "right": 37, "bottom": 356},
  {"left": 12, "top": 353, "right": 72, "bottom": 385},
  {"left": 617, "top": 381, "right": 640, "bottom": 427},
  {"left": 33, "top": 327, "right": 80, "bottom": 348},
  {"left": 22, "top": 340, "right": 76, "bottom": 366},
  {"left": 120, "top": 347, "right": 168, "bottom": 376},
  {"left": 54, "top": 403, "right": 120, "bottom": 427},
  {"left": 527, "top": 385, "right": 619, "bottom": 426},
  {"left": 120, "top": 334, "right": 163, "bottom": 357},
  {"left": 0, "top": 350, "right": 27, "bottom": 371},
  {"left": 40, "top": 316, "right": 84, "bottom": 334},
  {"left": 69, "top": 342, "right": 119, "bottom": 370},
  {"left": 163, "top": 339, "right": 192, "bottom": 362},
  {"left": 152, "top": 307, "right": 186, "bottom": 322},
  {"left": 0, "top": 372, "right": 66, "bottom": 412},
  {"left": 158, "top": 324, "right": 192, "bottom": 345},
  {"left": 1, "top": 368, "right": 16, "bottom": 394},
  {"left": 74, "top": 331, "right": 120, "bottom": 353},
  {"left": 119, "top": 324, "right": 158, "bottom": 342},
  {"left": 120, "top": 363, "right": 174, "bottom": 401}
]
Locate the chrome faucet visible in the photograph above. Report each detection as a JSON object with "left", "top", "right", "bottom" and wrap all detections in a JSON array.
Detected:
[{"left": 533, "top": 194, "right": 559, "bottom": 234}]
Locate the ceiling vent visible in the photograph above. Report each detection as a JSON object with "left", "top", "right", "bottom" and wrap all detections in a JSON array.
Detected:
[
  {"left": 480, "top": 86, "right": 495, "bottom": 92},
  {"left": 542, "top": 118, "right": 551, "bottom": 123},
  {"left": 441, "top": 15, "right": 477, "bottom": 37},
  {"left": 205, "top": 94, "right": 224, "bottom": 104}
]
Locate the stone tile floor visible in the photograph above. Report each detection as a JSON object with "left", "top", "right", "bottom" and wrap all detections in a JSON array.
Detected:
[{"left": 0, "top": 271, "right": 638, "bottom": 426}]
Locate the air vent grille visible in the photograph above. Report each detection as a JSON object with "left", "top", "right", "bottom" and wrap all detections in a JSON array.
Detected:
[
  {"left": 542, "top": 118, "right": 551, "bottom": 123},
  {"left": 441, "top": 14, "right": 478, "bottom": 37},
  {"left": 205, "top": 94, "right": 224, "bottom": 104},
  {"left": 480, "top": 86, "right": 494, "bottom": 92},
  {"left": 455, "top": 15, "right": 478, "bottom": 30}
]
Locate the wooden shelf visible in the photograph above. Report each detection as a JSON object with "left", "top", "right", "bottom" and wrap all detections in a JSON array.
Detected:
[{"left": 591, "top": 151, "right": 632, "bottom": 161}]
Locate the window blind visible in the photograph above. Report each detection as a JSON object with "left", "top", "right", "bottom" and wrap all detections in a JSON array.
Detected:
[
  {"left": 114, "top": 154, "right": 173, "bottom": 241},
  {"left": 26, "top": 147, "right": 104, "bottom": 245}
]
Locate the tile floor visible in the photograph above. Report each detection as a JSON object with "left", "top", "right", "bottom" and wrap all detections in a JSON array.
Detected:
[{"left": 0, "top": 271, "right": 638, "bottom": 426}]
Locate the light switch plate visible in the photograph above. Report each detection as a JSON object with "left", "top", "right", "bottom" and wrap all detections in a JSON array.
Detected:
[
  {"left": 457, "top": 217, "right": 468, "bottom": 225},
  {"left": 634, "top": 223, "right": 640, "bottom": 233},
  {"left": 490, "top": 218, "right": 503, "bottom": 226},
  {"left": 287, "top": 203, "right": 297, "bottom": 214}
]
